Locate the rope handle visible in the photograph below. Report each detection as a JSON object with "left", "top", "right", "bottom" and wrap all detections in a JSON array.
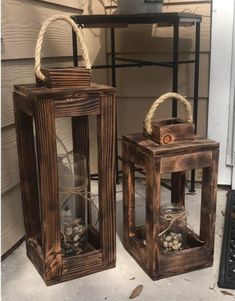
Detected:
[
  {"left": 144, "top": 92, "right": 193, "bottom": 135},
  {"left": 35, "top": 14, "right": 91, "bottom": 81}
]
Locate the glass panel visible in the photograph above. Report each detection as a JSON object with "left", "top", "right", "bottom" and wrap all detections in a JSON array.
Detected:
[{"left": 58, "top": 152, "right": 99, "bottom": 257}]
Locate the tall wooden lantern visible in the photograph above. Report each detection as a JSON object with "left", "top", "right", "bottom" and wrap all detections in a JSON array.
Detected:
[
  {"left": 13, "top": 15, "right": 116, "bottom": 285},
  {"left": 122, "top": 93, "right": 219, "bottom": 280}
]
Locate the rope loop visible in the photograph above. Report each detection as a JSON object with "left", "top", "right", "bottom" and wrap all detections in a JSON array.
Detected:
[
  {"left": 144, "top": 92, "right": 193, "bottom": 135},
  {"left": 35, "top": 14, "right": 91, "bottom": 81}
]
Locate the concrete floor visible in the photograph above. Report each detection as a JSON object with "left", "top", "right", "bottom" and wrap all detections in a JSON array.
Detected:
[{"left": 2, "top": 183, "right": 235, "bottom": 301}]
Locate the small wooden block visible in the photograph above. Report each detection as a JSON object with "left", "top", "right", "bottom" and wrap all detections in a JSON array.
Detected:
[
  {"left": 36, "top": 67, "right": 91, "bottom": 88},
  {"left": 143, "top": 118, "right": 195, "bottom": 145}
]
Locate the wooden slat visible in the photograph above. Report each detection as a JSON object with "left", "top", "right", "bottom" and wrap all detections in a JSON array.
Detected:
[
  {"left": 97, "top": 93, "right": 116, "bottom": 265},
  {"left": 1, "top": 185, "right": 25, "bottom": 255},
  {"left": 34, "top": 98, "right": 62, "bottom": 281},
  {"left": 159, "top": 246, "right": 211, "bottom": 275},
  {"left": 200, "top": 149, "right": 219, "bottom": 250},
  {"left": 160, "top": 151, "right": 212, "bottom": 173},
  {"left": 14, "top": 96, "right": 42, "bottom": 244},
  {"left": 122, "top": 141, "right": 136, "bottom": 245},
  {"left": 145, "top": 156, "right": 161, "bottom": 275}
]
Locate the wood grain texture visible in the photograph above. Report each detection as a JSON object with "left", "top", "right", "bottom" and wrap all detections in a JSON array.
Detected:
[
  {"left": 160, "top": 151, "right": 212, "bottom": 173},
  {"left": 97, "top": 93, "right": 116, "bottom": 265},
  {"left": 122, "top": 133, "right": 219, "bottom": 280},
  {"left": 14, "top": 96, "right": 42, "bottom": 245},
  {"left": 13, "top": 83, "right": 116, "bottom": 285},
  {"left": 144, "top": 118, "right": 195, "bottom": 145},
  {"left": 1, "top": 186, "right": 25, "bottom": 255},
  {"left": 145, "top": 156, "right": 161, "bottom": 276},
  {"left": 34, "top": 98, "right": 62, "bottom": 282},
  {"left": 122, "top": 141, "right": 136, "bottom": 245},
  {"left": 200, "top": 149, "right": 219, "bottom": 251}
]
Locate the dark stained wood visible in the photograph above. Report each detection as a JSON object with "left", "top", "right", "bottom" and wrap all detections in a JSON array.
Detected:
[
  {"left": 122, "top": 132, "right": 219, "bottom": 280},
  {"left": 200, "top": 149, "right": 219, "bottom": 251},
  {"left": 158, "top": 246, "right": 212, "bottom": 277},
  {"left": 123, "top": 133, "right": 219, "bottom": 157},
  {"left": 144, "top": 118, "right": 195, "bottom": 145},
  {"left": 36, "top": 67, "right": 91, "bottom": 88},
  {"left": 13, "top": 83, "right": 116, "bottom": 285},
  {"left": 97, "top": 93, "right": 116, "bottom": 266},
  {"left": 122, "top": 141, "right": 135, "bottom": 245},
  {"left": 14, "top": 83, "right": 115, "bottom": 99},
  {"left": 145, "top": 156, "right": 161, "bottom": 275},
  {"left": 160, "top": 151, "right": 212, "bottom": 174},
  {"left": 34, "top": 98, "right": 62, "bottom": 282},
  {"left": 55, "top": 95, "right": 100, "bottom": 117},
  {"left": 13, "top": 94, "right": 41, "bottom": 246}
]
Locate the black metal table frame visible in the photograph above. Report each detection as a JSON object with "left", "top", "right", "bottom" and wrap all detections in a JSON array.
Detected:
[{"left": 71, "top": 13, "right": 202, "bottom": 192}]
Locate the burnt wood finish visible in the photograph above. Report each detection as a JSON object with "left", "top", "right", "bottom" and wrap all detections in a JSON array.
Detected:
[
  {"left": 97, "top": 93, "right": 116, "bottom": 265},
  {"left": 13, "top": 83, "right": 116, "bottom": 285},
  {"left": 122, "top": 133, "right": 219, "bottom": 280},
  {"left": 36, "top": 67, "right": 91, "bottom": 88},
  {"left": 143, "top": 118, "right": 195, "bottom": 145},
  {"left": 13, "top": 94, "right": 41, "bottom": 246}
]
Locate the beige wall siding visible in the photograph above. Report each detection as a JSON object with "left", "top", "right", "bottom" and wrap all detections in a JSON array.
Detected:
[
  {"left": 1, "top": 0, "right": 105, "bottom": 255},
  {"left": 110, "top": 2, "right": 211, "bottom": 150}
]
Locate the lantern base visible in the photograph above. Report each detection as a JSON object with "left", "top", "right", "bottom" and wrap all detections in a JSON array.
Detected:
[{"left": 124, "top": 226, "right": 213, "bottom": 281}]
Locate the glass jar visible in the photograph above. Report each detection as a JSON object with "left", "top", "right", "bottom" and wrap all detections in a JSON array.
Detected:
[
  {"left": 159, "top": 204, "right": 187, "bottom": 253},
  {"left": 58, "top": 152, "right": 89, "bottom": 257}
]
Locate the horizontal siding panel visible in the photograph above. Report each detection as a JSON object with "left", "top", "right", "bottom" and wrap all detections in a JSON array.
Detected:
[
  {"left": 113, "top": 52, "right": 209, "bottom": 98},
  {"left": 2, "top": 0, "right": 83, "bottom": 60},
  {"left": 1, "top": 185, "right": 25, "bottom": 255},
  {"left": 107, "top": 3, "right": 211, "bottom": 53},
  {"left": 1, "top": 126, "right": 20, "bottom": 194},
  {"left": 39, "top": 0, "right": 83, "bottom": 10}
]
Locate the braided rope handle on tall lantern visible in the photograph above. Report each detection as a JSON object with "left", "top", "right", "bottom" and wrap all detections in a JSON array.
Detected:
[
  {"left": 144, "top": 92, "right": 193, "bottom": 135},
  {"left": 34, "top": 14, "right": 91, "bottom": 81}
]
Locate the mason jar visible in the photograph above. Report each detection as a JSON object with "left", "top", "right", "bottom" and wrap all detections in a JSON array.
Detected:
[{"left": 159, "top": 204, "right": 187, "bottom": 253}]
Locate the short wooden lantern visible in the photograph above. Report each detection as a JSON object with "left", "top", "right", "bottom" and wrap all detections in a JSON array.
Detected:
[{"left": 122, "top": 93, "right": 219, "bottom": 280}]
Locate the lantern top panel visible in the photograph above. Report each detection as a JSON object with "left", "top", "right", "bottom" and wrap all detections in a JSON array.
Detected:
[
  {"left": 123, "top": 133, "right": 219, "bottom": 157},
  {"left": 14, "top": 83, "right": 116, "bottom": 100}
]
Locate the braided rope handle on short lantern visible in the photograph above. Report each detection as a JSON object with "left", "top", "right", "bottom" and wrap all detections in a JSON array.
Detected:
[
  {"left": 35, "top": 14, "right": 91, "bottom": 81},
  {"left": 144, "top": 92, "right": 193, "bottom": 135}
]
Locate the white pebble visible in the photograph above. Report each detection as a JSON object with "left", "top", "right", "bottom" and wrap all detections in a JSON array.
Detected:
[
  {"left": 165, "top": 235, "right": 172, "bottom": 242},
  {"left": 163, "top": 241, "right": 168, "bottom": 248},
  {"left": 65, "top": 227, "right": 73, "bottom": 236},
  {"left": 73, "top": 234, "right": 80, "bottom": 242}
]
